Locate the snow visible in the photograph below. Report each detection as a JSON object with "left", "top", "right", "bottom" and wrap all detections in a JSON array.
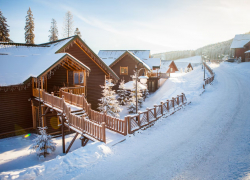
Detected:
[
  {"left": 2, "top": 62, "right": 250, "bottom": 179},
  {"left": 0, "top": 37, "right": 90, "bottom": 86},
  {"left": 142, "top": 58, "right": 161, "bottom": 69},
  {"left": 123, "top": 81, "right": 147, "bottom": 90},
  {"left": 174, "top": 62, "right": 191, "bottom": 70},
  {"left": 174, "top": 55, "right": 202, "bottom": 64},
  {"left": 230, "top": 34, "right": 250, "bottom": 49},
  {"left": 159, "top": 60, "right": 172, "bottom": 72},
  {"left": 98, "top": 50, "right": 150, "bottom": 65}
]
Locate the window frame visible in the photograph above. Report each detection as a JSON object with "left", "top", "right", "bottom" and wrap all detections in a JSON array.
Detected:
[
  {"left": 73, "top": 71, "right": 84, "bottom": 85},
  {"left": 120, "top": 66, "right": 128, "bottom": 75}
]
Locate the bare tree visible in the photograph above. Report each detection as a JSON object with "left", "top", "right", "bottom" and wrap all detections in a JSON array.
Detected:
[
  {"left": 63, "top": 11, "right": 74, "bottom": 37},
  {"left": 48, "top": 18, "right": 58, "bottom": 42},
  {"left": 24, "top": 7, "right": 35, "bottom": 44}
]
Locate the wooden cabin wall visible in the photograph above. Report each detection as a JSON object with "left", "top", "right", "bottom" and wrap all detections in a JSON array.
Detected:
[
  {"left": 0, "top": 85, "right": 33, "bottom": 136},
  {"left": 111, "top": 54, "right": 145, "bottom": 90},
  {"left": 166, "top": 62, "right": 178, "bottom": 73},
  {"left": 65, "top": 44, "right": 106, "bottom": 110},
  {"left": 235, "top": 48, "right": 247, "bottom": 62},
  {"left": 47, "top": 66, "right": 69, "bottom": 94}
]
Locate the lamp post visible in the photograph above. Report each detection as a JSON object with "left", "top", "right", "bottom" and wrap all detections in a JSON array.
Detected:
[{"left": 135, "top": 62, "right": 148, "bottom": 114}]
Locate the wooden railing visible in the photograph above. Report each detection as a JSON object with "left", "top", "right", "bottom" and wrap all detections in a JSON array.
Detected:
[
  {"left": 204, "top": 62, "right": 215, "bottom": 87},
  {"left": 60, "top": 86, "right": 85, "bottom": 95},
  {"left": 127, "top": 93, "right": 187, "bottom": 134},
  {"left": 57, "top": 90, "right": 127, "bottom": 136},
  {"left": 38, "top": 90, "right": 106, "bottom": 143},
  {"left": 148, "top": 72, "right": 169, "bottom": 79}
]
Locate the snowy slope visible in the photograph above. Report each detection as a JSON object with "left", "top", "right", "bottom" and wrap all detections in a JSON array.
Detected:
[{"left": 2, "top": 62, "right": 250, "bottom": 179}]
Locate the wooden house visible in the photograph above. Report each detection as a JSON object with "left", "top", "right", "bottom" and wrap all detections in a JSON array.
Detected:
[
  {"left": 98, "top": 50, "right": 151, "bottom": 90},
  {"left": 174, "top": 62, "right": 193, "bottom": 72},
  {"left": 230, "top": 34, "right": 250, "bottom": 62},
  {"left": 0, "top": 36, "right": 118, "bottom": 137},
  {"left": 159, "top": 61, "right": 178, "bottom": 74}
]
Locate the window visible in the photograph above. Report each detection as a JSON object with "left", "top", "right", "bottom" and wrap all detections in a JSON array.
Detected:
[
  {"left": 74, "top": 71, "right": 84, "bottom": 85},
  {"left": 120, "top": 67, "right": 128, "bottom": 75}
]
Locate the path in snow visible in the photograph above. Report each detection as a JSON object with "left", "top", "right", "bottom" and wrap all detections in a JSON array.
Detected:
[{"left": 72, "top": 62, "right": 250, "bottom": 180}]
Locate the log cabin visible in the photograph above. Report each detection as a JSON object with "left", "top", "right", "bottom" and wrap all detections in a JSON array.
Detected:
[
  {"left": 0, "top": 36, "right": 119, "bottom": 137},
  {"left": 230, "top": 34, "right": 250, "bottom": 62},
  {"left": 174, "top": 62, "right": 193, "bottom": 72},
  {"left": 159, "top": 61, "right": 178, "bottom": 74}
]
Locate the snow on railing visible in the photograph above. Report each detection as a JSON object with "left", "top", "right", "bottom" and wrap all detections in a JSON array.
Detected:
[
  {"left": 127, "top": 93, "right": 187, "bottom": 134},
  {"left": 203, "top": 62, "right": 215, "bottom": 87}
]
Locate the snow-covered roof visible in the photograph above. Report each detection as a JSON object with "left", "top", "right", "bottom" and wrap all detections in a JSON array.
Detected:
[
  {"left": 159, "top": 60, "right": 172, "bottom": 72},
  {"left": 98, "top": 50, "right": 150, "bottom": 66},
  {"left": 0, "top": 40, "right": 90, "bottom": 86},
  {"left": 174, "top": 56, "right": 202, "bottom": 64},
  {"left": 245, "top": 50, "right": 250, "bottom": 53},
  {"left": 126, "top": 51, "right": 151, "bottom": 70},
  {"left": 142, "top": 58, "right": 161, "bottom": 69},
  {"left": 123, "top": 81, "right": 147, "bottom": 90},
  {"left": 174, "top": 62, "right": 191, "bottom": 70},
  {"left": 230, "top": 34, "right": 250, "bottom": 49}
]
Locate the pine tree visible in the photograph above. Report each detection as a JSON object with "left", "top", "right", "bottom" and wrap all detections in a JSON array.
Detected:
[
  {"left": 0, "top": 10, "right": 11, "bottom": 42},
  {"left": 117, "top": 79, "right": 129, "bottom": 105},
  {"left": 30, "top": 127, "right": 56, "bottom": 159},
  {"left": 98, "top": 79, "right": 122, "bottom": 118},
  {"left": 63, "top": 11, "right": 74, "bottom": 38},
  {"left": 127, "top": 80, "right": 143, "bottom": 113},
  {"left": 48, "top": 18, "right": 58, "bottom": 42},
  {"left": 74, "top": 27, "right": 81, "bottom": 37},
  {"left": 24, "top": 7, "right": 35, "bottom": 44},
  {"left": 180, "top": 68, "right": 183, "bottom": 73}
]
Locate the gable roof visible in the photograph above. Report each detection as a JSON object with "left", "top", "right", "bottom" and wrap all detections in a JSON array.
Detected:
[
  {"left": 174, "top": 62, "right": 192, "bottom": 70},
  {"left": 98, "top": 50, "right": 150, "bottom": 66},
  {"left": 159, "top": 60, "right": 178, "bottom": 72},
  {"left": 142, "top": 58, "right": 161, "bottom": 69},
  {"left": 109, "top": 51, "right": 151, "bottom": 71},
  {"left": 230, "top": 34, "right": 250, "bottom": 49},
  {"left": 40, "top": 36, "right": 119, "bottom": 81},
  {"left": 0, "top": 43, "right": 90, "bottom": 86}
]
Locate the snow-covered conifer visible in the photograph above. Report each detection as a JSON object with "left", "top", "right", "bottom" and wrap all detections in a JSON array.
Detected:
[
  {"left": 180, "top": 68, "right": 183, "bottom": 73},
  {"left": 74, "top": 28, "right": 81, "bottom": 37},
  {"left": 189, "top": 67, "right": 192, "bottom": 72},
  {"left": 127, "top": 79, "right": 143, "bottom": 113},
  {"left": 98, "top": 79, "right": 122, "bottom": 118},
  {"left": 0, "top": 10, "right": 11, "bottom": 42},
  {"left": 48, "top": 19, "right": 58, "bottom": 42},
  {"left": 24, "top": 7, "right": 35, "bottom": 44},
  {"left": 117, "top": 79, "right": 128, "bottom": 105},
  {"left": 30, "top": 127, "right": 56, "bottom": 159}
]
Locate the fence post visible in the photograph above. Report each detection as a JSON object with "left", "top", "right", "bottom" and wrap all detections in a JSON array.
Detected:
[
  {"left": 62, "top": 95, "right": 64, "bottom": 113},
  {"left": 167, "top": 100, "right": 169, "bottom": 111},
  {"left": 138, "top": 113, "right": 141, "bottom": 128},
  {"left": 59, "top": 90, "right": 62, "bottom": 98},
  {"left": 127, "top": 116, "right": 132, "bottom": 134},
  {"left": 101, "top": 122, "right": 106, "bottom": 143},
  {"left": 68, "top": 107, "right": 71, "bottom": 124},
  {"left": 51, "top": 92, "right": 54, "bottom": 107},
  {"left": 124, "top": 116, "right": 127, "bottom": 136},
  {"left": 82, "top": 93, "right": 85, "bottom": 109},
  {"left": 154, "top": 105, "right": 157, "bottom": 119},
  {"left": 177, "top": 95, "right": 179, "bottom": 105},
  {"left": 181, "top": 93, "right": 184, "bottom": 104},
  {"left": 88, "top": 104, "right": 91, "bottom": 119},
  {"left": 172, "top": 97, "right": 175, "bottom": 108},
  {"left": 70, "top": 90, "right": 73, "bottom": 104},
  {"left": 161, "top": 102, "right": 164, "bottom": 115}
]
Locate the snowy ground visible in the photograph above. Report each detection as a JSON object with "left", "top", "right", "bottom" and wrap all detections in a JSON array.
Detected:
[{"left": 1, "top": 62, "right": 250, "bottom": 179}]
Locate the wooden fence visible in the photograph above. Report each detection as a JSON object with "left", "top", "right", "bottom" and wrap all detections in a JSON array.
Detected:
[
  {"left": 204, "top": 62, "right": 215, "bottom": 86},
  {"left": 127, "top": 93, "right": 187, "bottom": 134},
  {"left": 59, "top": 90, "right": 127, "bottom": 136},
  {"left": 60, "top": 86, "right": 85, "bottom": 95}
]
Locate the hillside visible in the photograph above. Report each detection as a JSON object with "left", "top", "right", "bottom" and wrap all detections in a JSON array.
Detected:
[{"left": 153, "top": 38, "right": 234, "bottom": 60}]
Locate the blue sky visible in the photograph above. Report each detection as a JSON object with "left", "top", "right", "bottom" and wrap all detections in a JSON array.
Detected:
[{"left": 1, "top": 0, "right": 250, "bottom": 54}]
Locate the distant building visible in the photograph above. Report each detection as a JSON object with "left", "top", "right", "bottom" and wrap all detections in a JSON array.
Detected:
[{"left": 230, "top": 34, "right": 250, "bottom": 62}]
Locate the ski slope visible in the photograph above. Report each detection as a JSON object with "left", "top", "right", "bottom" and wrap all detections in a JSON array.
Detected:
[{"left": 1, "top": 62, "right": 250, "bottom": 179}]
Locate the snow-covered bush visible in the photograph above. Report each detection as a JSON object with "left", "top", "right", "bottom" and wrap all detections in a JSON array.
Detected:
[
  {"left": 30, "top": 127, "right": 56, "bottom": 159},
  {"left": 117, "top": 79, "right": 129, "bottom": 105},
  {"left": 98, "top": 79, "right": 122, "bottom": 118}
]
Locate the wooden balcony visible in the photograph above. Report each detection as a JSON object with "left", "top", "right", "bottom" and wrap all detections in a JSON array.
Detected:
[
  {"left": 60, "top": 86, "right": 85, "bottom": 95},
  {"left": 148, "top": 72, "right": 169, "bottom": 79}
]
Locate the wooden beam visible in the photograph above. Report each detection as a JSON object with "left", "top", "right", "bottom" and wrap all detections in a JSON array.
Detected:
[
  {"left": 67, "top": 70, "right": 69, "bottom": 86},
  {"left": 66, "top": 132, "right": 79, "bottom": 154},
  {"left": 75, "top": 41, "right": 109, "bottom": 76}
]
